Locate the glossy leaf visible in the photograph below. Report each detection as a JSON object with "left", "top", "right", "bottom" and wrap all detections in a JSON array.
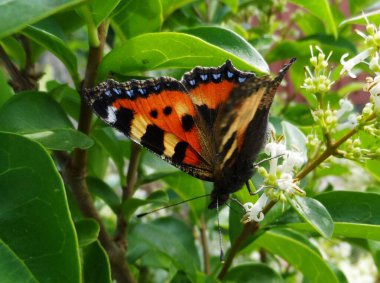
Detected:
[
  {"left": 225, "top": 263, "right": 283, "bottom": 283},
  {"left": 255, "top": 229, "right": 339, "bottom": 283},
  {"left": 23, "top": 129, "right": 93, "bottom": 150},
  {"left": 282, "top": 121, "right": 307, "bottom": 159},
  {"left": 182, "top": 26, "right": 268, "bottom": 73},
  {"left": 0, "top": 92, "right": 93, "bottom": 150},
  {"left": 0, "top": 70, "right": 13, "bottom": 107},
  {"left": 164, "top": 172, "right": 207, "bottom": 223},
  {"left": 111, "top": 0, "right": 162, "bottom": 40},
  {"left": 284, "top": 192, "right": 380, "bottom": 240},
  {"left": 0, "top": 132, "right": 81, "bottom": 282},
  {"left": 91, "top": 127, "right": 125, "bottom": 184},
  {"left": 288, "top": 0, "right": 337, "bottom": 37},
  {"left": 161, "top": 0, "right": 196, "bottom": 18},
  {"left": 90, "top": 0, "right": 121, "bottom": 26},
  {"left": 87, "top": 177, "right": 120, "bottom": 213},
  {"left": 75, "top": 219, "right": 100, "bottom": 247},
  {"left": 128, "top": 217, "right": 199, "bottom": 281},
  {"left": 0, "top": 36, "right": 26, "bottom": 68},
  {"left": 288, "top": 196, "right": 334, "bottom": 238},
  {"left": 21, "top": 25, "right": 80, "bottom": 87},
  {"left": 98, "top": 32, "right": 269, "bottom": 80},
  {"left": 83, "top": 241, "right": 112, "bottom": 283},
  {"left": 0, "top": 0, "right": 86, "bottom": 39}
]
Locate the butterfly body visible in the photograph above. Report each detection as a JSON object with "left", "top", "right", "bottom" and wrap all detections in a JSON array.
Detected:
[{"left": 84, "top": 59, "right": 295, "bottom": 209}]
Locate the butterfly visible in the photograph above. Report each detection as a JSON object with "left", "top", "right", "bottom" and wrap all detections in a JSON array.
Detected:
[{"left": 84, "top": 58, "right": 295, "bottom": 209}]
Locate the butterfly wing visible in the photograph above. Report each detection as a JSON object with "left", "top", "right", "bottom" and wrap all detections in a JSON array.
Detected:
[
  {"left": 212, "top": 59, "right": 296, "bottom": 196},
  {"left": 84, "top": 77, "right": 213, "bottom": 181},
  {"left": 181, "top": 60, "right": 256, "bottom": 164}
]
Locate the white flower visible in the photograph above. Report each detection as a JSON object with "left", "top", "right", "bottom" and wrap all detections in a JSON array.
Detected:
[
  {"left": 241, "top": 193, "right": 269, "bottom": 223},
  {"left": 335, "top": 99, "right": 354, "bottom": 119},
  {"left": 265, "top": 142, "right": 286, "bottom": 175},
  {"left": 336, "top": 113, "right": 358, "bottom": 131},
  {"left": 277, "top": 172, "right": 304, "bottom": 195},
  {"left": 279, "top": 150, "right": 305, "bottom": 174},
  {"left": 340, "top": 48, "right": 374, "bottom": 78}
]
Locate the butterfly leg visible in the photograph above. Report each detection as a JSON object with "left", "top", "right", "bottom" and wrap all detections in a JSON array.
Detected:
[{"left": 246, "top": 181, "right": 257, "bottom": 195}]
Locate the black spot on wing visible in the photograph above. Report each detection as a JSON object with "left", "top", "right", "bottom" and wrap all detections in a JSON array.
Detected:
[
  {"left": 172, "top": 141, "right": 188, "bottom": 163},
  {"left": 163, "top": 106, "right": 172, "bottom": 116},
  {"left": 150, "top": 109, "right": 158, "bottom": 118},
  {"left": 114, "top": 108, "right": 134, "bottom": 136},
  {"left": 141, "top": 125, "right": 165, "bottom": 155},
  {"left": 181, "top": 114, "right": 194, "bottom": 132}
]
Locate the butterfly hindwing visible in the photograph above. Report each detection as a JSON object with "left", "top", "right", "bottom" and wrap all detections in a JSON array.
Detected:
[{"left": 84, "top": 77, "right": 214, "bottom": 181}]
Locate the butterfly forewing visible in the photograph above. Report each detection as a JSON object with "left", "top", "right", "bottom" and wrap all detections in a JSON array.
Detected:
[{"left": 84, "top": 77, "right": 214, "bottom": 181}]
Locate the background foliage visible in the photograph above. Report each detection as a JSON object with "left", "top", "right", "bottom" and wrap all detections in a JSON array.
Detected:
[{"left": 0, "top": 0, "right": 380, "bottom": 282}]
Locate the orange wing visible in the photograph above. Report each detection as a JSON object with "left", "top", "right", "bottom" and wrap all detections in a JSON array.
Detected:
[{"left": 84, "top": 77, "right": 213, "bottom": 180}]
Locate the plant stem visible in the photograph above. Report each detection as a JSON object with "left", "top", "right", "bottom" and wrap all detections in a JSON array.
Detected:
[
  {"left": 114, "top": 143, "right": 142, "bottom": 248},
  {"left": 0, "top": 45, "right": 35, "bottom": 91},
  {"left": 67, "top": 22, "right": 135, "bottom": 283},
  {"left": 218, "top": 201, "right": 276, "bottom": 279},
  {"left": 200, "top": 216, "right": 211, "bottom": 274}
]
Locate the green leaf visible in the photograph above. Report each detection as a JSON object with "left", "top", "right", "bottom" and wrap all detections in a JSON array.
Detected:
[
  {"left": 83, "top": 241, "right": 112, "bottom": 283},
  {"left": 288, "top": 196, "right": 334, "bottom": 238},
  {"left": 92, "top": 127, "right": 125, "bottom": 184},
  {"left": 161, "top": 0, "right": 196, "bottom": 18},
  {"left": 283, "top": 191, "right": 380, "bottom": 240},
  {"left": 0, "top": 70, "right": 13, "bottom": 107},
  {"left": 89, "top": 0, "right": 121, "bottom": 26},
  {"left": 0, "top": 36, "right": 26, "bottom": 68},
  {"left": 225, "top": 263, "right": 284, "bottom": 283},
  {"left": 339, "top": 9, "right": 380, "bottom": 27},
  {"left": 0, "top": 0, "right": 87, "bottom": 39},
  {"left": 21, "top": 25, "right": 80, "bottom": 87},
  {"left": 0, "top": 92, "right": 93, "bottom": 150},
  {"left": 87, "top": 177, "right": 120, "bottom": 213},
  {"left": 98, "top": 32, "right": 268, "bottom": 80},
  {"left": 255, "top": 229, "right": 339, "bottom": 283},
  {"left": 111, "top": 0, "right": 163, "bottom": 40},
  {"left": 164, "top": 172, "right": 207, "bottom": 223},
  {"left": 282, "top": 121, "right": 307, "bottom": 159},
  {"left": 182, "top": 26, "right": 268, "bottom": 73},
  {"left": 23, "top": 129, "right": 93, "bottom": 150},
  {"left": 128, "top": 217, "right": 199, "bottom": 281},
  {"left": 0, "top": 132, "right": 81, "bottom": 282},
  {"left": 75, "top": 219, "right": 100, "bottom": 247},
  {"left": 288, "top": 0, "right": 337, "bottom": 38},
  {"left": 367, "top": 160, "right": 380, "bottom": 182},
  {"left": 0, "top": 239, "right": 38, "bottom": 283}
]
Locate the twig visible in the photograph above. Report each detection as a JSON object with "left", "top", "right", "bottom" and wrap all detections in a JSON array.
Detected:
[
  {"left": 0, "top": 45, "right": 35, "bottom": 91},
  {"left": 218, "top": 201, "right": 276, "bottom": 279},
  {"left": 114, "top": 143, "right": 142, "bottom": 248},
  {"left": 200, "top": 216, "right": 211, "bottom": 274}
]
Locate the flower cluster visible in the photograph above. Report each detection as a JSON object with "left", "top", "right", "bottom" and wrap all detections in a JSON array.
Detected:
[
  {"left": 241, "top": 139, "right": 306, "bottom": 223},
  {"left": 302, "top": 46, "right": 334, "bottom": 94}
]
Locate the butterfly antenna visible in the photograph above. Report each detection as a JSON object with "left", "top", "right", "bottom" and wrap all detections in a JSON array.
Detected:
[
  {"left": 136, "top": 194, "right": 210, "bottom": 218},
  {"left": 216, "top": 197, "right": 225, "bottom": 263},
  {"left": 253, "top": 154, "right": 285, "bottom": 168}
]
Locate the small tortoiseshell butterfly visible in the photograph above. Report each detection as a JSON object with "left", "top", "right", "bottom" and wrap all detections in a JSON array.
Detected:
[{"left": 84, "top": 58, "right": 295, "bottom": 209}]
